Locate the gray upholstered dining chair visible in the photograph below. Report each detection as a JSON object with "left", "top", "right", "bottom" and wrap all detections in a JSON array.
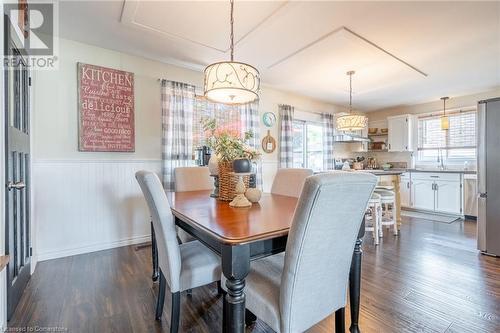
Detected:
[
  {"left": 237, "top": 172, "right": 377, "bottom": 333},
  {"left": 174, "top": 166, "right": 213, "bottom": 243},
  {"left": 135, "top": 171, "right": 221, "bottom": 333},
  {"left": 271, "top": 168, "right": 314, "bottom": 197}
]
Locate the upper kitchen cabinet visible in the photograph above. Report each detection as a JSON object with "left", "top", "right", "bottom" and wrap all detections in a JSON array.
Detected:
[{"left": 387, "top": 115, "right": 417, "bottom": 152}]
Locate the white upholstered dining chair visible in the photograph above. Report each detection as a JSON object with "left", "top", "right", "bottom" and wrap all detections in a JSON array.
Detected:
[
  {"left": 235, "top": 172, "right": 377, "bottom": 333},
  {"left": 271, "top": 168, "right": 314, "bottom": 197},
  {"left": 135, "top": 171, "right": 221, "bottom": 333},
  {"left": 173, "top": 166, "right": 213, "bottom": 243},
  {"left": 174, "top": 166, "right": 212, "bottom": 192}
]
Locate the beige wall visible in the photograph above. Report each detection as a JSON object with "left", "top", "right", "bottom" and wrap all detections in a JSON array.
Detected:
[
  {"left": 367, "top": 88, "right": 500, "bottom": 122},
  {"left": 33, "top": 38, "right": 346, "bottom": 163}
]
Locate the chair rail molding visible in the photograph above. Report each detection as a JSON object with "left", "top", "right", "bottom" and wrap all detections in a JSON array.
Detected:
[{"left": 33, "top": 159, "right": 161, "bottom": 262}]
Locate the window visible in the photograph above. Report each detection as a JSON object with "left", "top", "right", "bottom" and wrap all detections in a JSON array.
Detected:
[
  {"left": 192, "top": 96, "right": 241, "bottom": 157},
  {"left": 417, "top": 110, "right": 476, "bottom": 163},
  {"left": 292, "top": 120, "right": 324, "bottom": 171}
]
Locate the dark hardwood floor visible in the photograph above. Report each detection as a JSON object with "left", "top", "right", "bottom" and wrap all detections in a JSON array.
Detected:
[{"left": 9, "top": 217, "right": 500, "bottom": 332}]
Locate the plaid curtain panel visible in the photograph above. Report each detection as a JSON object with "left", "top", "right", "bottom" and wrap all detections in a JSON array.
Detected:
[
  {"left": 322, "top": 113, "right": 335, "bottom": 170},
  {"left": 240, "top": 101, "right": 262, "bottom": 188},
  {"left": 279, "top": 104, "right": 294, "bottom": 168},
  {"left": 161, "top": 80, "right": 195, "bottom": 191}
]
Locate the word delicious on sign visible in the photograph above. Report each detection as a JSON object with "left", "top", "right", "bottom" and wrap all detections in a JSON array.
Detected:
[{"left": 78, "top": 63, "right": 135, "bottom": 152}]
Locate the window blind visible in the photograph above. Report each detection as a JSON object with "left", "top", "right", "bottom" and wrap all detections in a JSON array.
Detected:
[{"left": 418, "top": 110, "right": 476, "bottom": 151}]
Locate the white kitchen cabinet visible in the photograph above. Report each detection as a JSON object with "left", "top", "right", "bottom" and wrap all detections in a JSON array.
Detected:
[
  {"left": 435, "top": 180, "right": 462, "bottom": 214},
  {"left": 412, "top": 179, "right": 435, "bottom": 211},
  {"left": 410, "top": 172, "right": 463, "bottom": 215},
  {"left": 400, "top": 174, "right": 411, "bottom": 208},
  {"left": 387, "top": 115, "right": 417, "bottom": 152}
]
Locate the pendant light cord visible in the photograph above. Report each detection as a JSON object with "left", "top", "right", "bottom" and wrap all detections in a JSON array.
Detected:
[
  {"left": 349, "top": 72, "right": 353, "bottom": 113},
  {"left": 230, "top": 0, "right": 234, "bottom": 61},
  {"left": 443, "top": 98, "right": 446, "bottom": 116}
]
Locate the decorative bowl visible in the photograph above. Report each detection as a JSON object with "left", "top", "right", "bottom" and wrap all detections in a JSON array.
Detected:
[
  {"left": 368, "top": 128, "right": 378, "bottom": 135},
  {"left": 380, "top": 128, "right": 388, "bottom": 134},
  {"left": 232, "top": 158, "right": 252, "bottom": 173}
]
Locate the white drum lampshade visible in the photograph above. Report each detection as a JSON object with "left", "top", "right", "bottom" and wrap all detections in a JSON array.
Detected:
[{"left": 204, "top": 61, "right": 260, "bottom": 105}]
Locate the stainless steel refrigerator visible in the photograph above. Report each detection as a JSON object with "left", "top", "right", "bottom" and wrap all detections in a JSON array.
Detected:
[{"left": 477, "top": 98, "right": 500, "bottom": 257}]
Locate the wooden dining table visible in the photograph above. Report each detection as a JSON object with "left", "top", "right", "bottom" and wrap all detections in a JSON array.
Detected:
[{"left": 168, "top": 190, "right": 365, "bottom": 333}]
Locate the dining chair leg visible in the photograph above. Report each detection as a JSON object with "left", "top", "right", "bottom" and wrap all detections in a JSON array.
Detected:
[
  {"left": 151, "top": 222, "right": 159, "bottom": 282},
  {"left": 373, "top": 204, "right": 380, "bottom": 245},
  {"left": 170, "top": 292, "right": 180, "bottom": 333},
  {"left": 217, "top": 280, "right": 223, "bottom": 295},
  {"left": 392, "top": 202, "right": 399, "bottom": 236},
  {"left": 156, "top": 270, "right": 166, "bottom": 320},
  {"left": 335, "top": 307, "right": 345, "bottom": 333},
  {"left": 245, "top": 309, "right": 257, "bottom": 326}
]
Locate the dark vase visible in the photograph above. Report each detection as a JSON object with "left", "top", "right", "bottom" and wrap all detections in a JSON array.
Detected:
[{"left": 233, "top": 158, "right": 252, "bottom": 173}]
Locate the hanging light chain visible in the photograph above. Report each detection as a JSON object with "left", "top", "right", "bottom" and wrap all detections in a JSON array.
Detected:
[{"left": 230, "top": 0, "right": 234, "bottom": 62}]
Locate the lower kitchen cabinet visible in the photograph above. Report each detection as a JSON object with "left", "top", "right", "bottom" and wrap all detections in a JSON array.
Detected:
[
  {"left": 435, "top": 180, "right": 462, "bottom": 214},
  {"left": 409, "top": 172, "right": 463, "bottom": 215},
  {"left": 412, "top": 179, "right": 435, "bottom": 211},
  {"left": 400, "top": 175, "right": 411, "bottom": 208}
]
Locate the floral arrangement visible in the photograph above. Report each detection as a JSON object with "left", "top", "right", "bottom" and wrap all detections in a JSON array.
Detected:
[{"left": 202, "top": 117, "right": 260, "bottom": 162}]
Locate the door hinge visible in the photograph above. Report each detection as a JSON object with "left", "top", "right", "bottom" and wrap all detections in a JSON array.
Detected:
[
  {"left": 29, "top": 247, "right": 32, "bottom": 256},
  {"left": 29, "top": 77, "right": 32, "bottom": 86}
]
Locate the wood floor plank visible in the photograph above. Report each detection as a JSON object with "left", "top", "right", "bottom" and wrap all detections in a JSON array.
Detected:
[{"left": 8, "top": 218, "right": 500, "bottom": 333}]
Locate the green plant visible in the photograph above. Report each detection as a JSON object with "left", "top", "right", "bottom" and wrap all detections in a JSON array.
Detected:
[{"left": 202, "top": 117, "right": 260, "bottom": 162}]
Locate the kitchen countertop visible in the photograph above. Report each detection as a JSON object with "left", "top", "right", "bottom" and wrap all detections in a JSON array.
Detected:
[
  {"left": 405, "top": 168, "right": 476, "bottom": 174},
  {"left": 356, "top": 170, "right": 405, "bottom": 176}
]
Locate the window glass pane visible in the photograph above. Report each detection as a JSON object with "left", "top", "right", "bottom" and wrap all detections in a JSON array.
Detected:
[
  {"left": 306, "top": 123, "right": 323, "bottom": 171},
  {"left": 292, "top": 121, "right": 305, "bottom": 168},
  {"left": 417, "top": 110, "right": 477, "bottom": 162}
]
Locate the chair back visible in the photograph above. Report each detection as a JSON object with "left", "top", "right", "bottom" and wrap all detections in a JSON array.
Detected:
[
  {"left": 279, "top": 171, "right": 377, "bottom": 332},
  {"left": 174, "top": 166, "right": 212, "bottom": 191},
  {"left": 271, "top": 168, "right": 313, "bottom": 197},
  {"left": 135, "top": 170, "right": 182, "bottom": 292}
]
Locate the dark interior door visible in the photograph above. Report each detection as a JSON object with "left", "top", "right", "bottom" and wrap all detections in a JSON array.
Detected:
[{"left": 4, "top": 25, "right": 31, "bottom": 319}]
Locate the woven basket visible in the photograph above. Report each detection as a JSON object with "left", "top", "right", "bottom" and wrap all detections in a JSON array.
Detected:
[{"left": 218, "top": 161, "right": 250, "bottom": 201}]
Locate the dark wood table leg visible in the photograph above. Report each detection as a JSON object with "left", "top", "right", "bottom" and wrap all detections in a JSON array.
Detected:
[
  {"left": 349, "top": 236, "right": 363, "bottom": 333},
  {"left": 151, "top": 222, "right": 159, "bottom": 282},
  {"left": 335, "top": 307, "right": 345, "bottom": 333},
  {"left": 221, "top": 244, "right": 250, "bottom": 333}
]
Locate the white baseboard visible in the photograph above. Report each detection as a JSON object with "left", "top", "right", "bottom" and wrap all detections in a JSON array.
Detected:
[{"left": 36, "top": 234, "right": 151, "bottom": 262}]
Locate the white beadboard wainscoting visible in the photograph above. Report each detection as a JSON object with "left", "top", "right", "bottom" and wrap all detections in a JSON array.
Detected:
[{"left": 33, "top": 159, "right": 161, "bottom": 262}]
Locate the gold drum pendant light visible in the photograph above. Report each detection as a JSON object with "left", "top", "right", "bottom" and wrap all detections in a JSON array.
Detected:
[
  {"left": 336, "top": 71, "right": 368, "bottom": 132},
  {"left": 204, "top": 0, "right": 260, "bottom": 105},
  {"left": 440, "top": 97, "right": 450, "bottom": 130}
]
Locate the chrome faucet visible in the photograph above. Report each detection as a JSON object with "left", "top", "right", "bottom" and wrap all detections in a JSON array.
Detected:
[{"left": 437, "top": 148, "right": 446, "bottom": 170}]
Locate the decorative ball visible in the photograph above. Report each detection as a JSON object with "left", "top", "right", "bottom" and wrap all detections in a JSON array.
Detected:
[
  {"left": 245, "top": 188, "right": 262, "bottom": 203},
  {"left": 208, "top": 154, "right": 219, "bottom": 175}
]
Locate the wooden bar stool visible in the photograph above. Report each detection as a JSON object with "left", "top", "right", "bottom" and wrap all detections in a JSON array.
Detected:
[
  {"left": 374, "top": 189, "right": 398, "bottom": 236},
  {"left": 365, "top": 193, "right": 382, "bottom": 245}
]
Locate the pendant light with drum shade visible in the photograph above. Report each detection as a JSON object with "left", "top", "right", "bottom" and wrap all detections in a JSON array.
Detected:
[
  {"left": 440, "top": 96, "right": 450, "bottom": 130},
  {"left": 204, "top": 0, "right": 260, "bottom": 105},
  {"left": 336, "top": 71, "right": 368, "bottom": 132}
]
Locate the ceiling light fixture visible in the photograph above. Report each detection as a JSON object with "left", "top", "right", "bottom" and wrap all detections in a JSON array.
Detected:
[
  {"left": 440, "top": 96, "right": 450, "bottom": 130},
  {"left": 203, "top": 0, "right": 260, "bottom": 105},
  {"left": 336, "top": 71, "right": 368, "bottom": 132}
]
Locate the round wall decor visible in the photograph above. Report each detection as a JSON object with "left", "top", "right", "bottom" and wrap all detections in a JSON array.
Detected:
[
  {"left": 261, "top": 130, "right": 276, "bottom": 154},
  {"left": 262, "top": 112, "right": 277, "bottom": 127}
]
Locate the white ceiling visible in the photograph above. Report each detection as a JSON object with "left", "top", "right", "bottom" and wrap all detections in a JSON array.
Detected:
[{"left": 59, "top": 0, "right": 500, "bottom": 111}]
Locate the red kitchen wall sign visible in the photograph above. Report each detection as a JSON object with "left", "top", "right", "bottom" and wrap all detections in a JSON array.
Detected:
[{"left": 78, "top": 63, "right": 135, "bottom": 152}]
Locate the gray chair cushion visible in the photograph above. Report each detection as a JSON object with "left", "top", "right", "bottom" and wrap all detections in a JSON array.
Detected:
[
  {"left": 179, "top": 241, "right": 221, "bottom": 292},
  {"left": 221, "top": 254, "right": 285, "bottom": 333}
]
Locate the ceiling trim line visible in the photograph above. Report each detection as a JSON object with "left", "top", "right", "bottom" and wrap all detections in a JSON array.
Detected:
[{"left": 268, "top": 26, "right": 428, "bottom": 78}]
